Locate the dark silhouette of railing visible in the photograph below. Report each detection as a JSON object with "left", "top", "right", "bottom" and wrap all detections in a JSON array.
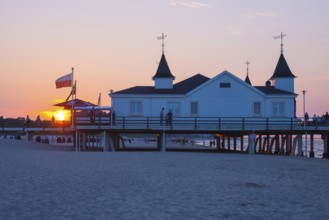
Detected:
[
  {"left": 2, "top": 116, "right": 328, "bottom": 132},
  {"left": 75, "top": 116, "right": 311, "bottom": 131},
  {"left": 0, "top": 118, "right": 71, "bottom": 131}
]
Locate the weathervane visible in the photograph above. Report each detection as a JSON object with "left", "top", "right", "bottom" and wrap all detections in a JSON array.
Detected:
[
  {"left": 157, "top": 33, "right": 167, "bottom": 54},
  {"left": 245, "top": 60, "right": 250, "bottom": 76},
  {"left": 273, "top": 32, "right": 286, "bottom": 53}
]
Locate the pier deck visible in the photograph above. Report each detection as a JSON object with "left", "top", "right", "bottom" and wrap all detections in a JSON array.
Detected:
[{"left": 1, "top": 116, "right": 329, "bottom": 158}]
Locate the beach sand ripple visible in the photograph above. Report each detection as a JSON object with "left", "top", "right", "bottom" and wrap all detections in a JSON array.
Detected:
[{"left": 0, "top": 139, "right": 328, "bottom": 220}]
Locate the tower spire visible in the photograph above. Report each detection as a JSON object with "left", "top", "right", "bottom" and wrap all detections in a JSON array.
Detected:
[
  {"left": 157, "top": 33, "right": 167, "bottom": 54},
  {"left": 273, "top": 32, "right": 286, "bottom": 53},
  {"left": 245, "top": 59, "right": 250, "bottom": 76},
  {"left": 244, "top": 59, "right": 252, "bottom": 85}
]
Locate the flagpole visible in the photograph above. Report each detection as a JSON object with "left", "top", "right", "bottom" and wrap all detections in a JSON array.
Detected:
[{"left": 71, "top": 67, "right": 74, "bottom": 127}]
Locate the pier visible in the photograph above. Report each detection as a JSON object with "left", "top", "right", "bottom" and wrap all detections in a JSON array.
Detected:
[{"left": 2, "top": 116, "right": 329, "bottom": 158}]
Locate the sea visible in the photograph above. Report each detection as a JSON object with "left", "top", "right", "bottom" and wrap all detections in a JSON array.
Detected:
[{"left": 0, "top": 133, "right": 325, "bottom": 158}]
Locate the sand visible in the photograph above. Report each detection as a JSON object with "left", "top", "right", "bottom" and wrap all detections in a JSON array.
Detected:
[{"left": 0, "top": 138, "right": 328, "bottom": 220}]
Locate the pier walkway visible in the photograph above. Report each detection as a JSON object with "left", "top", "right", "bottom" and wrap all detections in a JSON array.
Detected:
[{"left": 1, "top": 116, "right": 329, "bottom": 158}]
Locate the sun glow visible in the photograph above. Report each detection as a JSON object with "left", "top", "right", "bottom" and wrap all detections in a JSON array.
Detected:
[
  {"left": 56, "top": 111, "right": 65, "bottom": 121},
  {"left": 53, "top": 110, "right": 70, "bottom": 121},
  {"left": 41, "top": 109, "right": 70, "bottom": 122}
]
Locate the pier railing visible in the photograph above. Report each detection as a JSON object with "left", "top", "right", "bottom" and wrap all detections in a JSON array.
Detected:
[
  {"left": 2, "top": 116, "right": 329, "bottom": 132},
  {"left": 75, "top": 116, "right": 308, "bottom": 131}
]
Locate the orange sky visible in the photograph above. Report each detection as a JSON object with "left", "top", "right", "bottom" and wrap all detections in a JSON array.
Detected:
[{"left": 1, "top": 0, "right": 329, "bottom": 120}]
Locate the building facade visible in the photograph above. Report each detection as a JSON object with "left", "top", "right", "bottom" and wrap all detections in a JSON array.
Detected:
[{"left": 110, "top": 50, "right": 297, "bottom": 119}]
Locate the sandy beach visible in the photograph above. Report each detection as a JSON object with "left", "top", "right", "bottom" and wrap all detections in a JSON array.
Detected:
[{"left": 0, "top": 138, "right": 328, "bottom": 220}]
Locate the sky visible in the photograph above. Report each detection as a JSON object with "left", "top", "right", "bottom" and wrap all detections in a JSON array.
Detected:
[{"left": 1, "top": 0, "right": 329, "bottom": 120}]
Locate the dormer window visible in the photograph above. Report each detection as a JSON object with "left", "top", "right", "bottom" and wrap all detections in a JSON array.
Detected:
[{"left": 220, "top": 83, "right": 231, "bottom": 88}]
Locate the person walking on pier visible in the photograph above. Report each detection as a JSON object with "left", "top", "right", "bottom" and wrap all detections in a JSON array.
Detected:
[
  {"left": 160, "top": 107, "right": 164, "bottom": 125},
  {"left": 304, "top": 112, "right": 309, "bottom": 126},
  {"left": 324, "top": 112, "right": 329, "bottom": 125},
  {"left": 36, "top": 115, "right": 41, "bottom": 127},
  {"left": 0, "top": 116, "right": 3, "bottom": 128},
  {"left": 112, "top": 111, "right": 116, "bottom": 125},
  {"left": 51, "top": 115, "right": 55, "bottom": 127},
  {"left": 25, "top": 115, "right": 30, "bottom": 128},
  {"left": 168, "top": 110, "right": 173, "bottom": 126}
]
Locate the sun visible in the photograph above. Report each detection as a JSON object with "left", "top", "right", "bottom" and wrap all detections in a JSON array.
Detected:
[
  {"left": 55, "top": 110, "right": 68, "bottom": 121},
  {"left": 57, "top": 112, "right": 65, "bottom": 121}
]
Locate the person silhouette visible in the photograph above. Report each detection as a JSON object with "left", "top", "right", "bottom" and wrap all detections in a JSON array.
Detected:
[
  {"left": 168, "top": 110, "right": 173, "bottom": 126},
  {"left": 36, "top": 115, "right": 41, "bottom": 127},
  {"left": 160, "top": 108, "right": 164, "bottom": 125},
  {"left": 26, "top": 115, "right": 30, "bottom": 128}
]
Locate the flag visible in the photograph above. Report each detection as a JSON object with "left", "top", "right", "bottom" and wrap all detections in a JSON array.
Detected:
[
  {"left": 55, "top": 73, "right": 73, "bottom": 88},
  {"left": 97, "top": 93, "right": 101, "bottom": 106},
  {"left": 65, "top": 81, "right": 76, "bottom": 102}
]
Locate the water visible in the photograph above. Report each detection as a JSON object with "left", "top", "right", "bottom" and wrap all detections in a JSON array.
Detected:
[
  {"left": 0, "top": 134, "right": 326, "bottom": 158},
  {"left": 191, "top": 135, "right": 325, "bottom": 158}
]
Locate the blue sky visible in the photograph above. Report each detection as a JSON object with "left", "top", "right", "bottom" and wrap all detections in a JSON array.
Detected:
[{"left": 1, "top": 0, "right": 328, "bottom": 118}]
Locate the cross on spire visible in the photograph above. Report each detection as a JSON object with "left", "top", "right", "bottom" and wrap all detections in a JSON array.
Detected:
[
  {"left": 245, "top": 60, "right": 250, "bottom": 75},
  {"left": 157, "top": 33, "right": 167, "bottom": 54},
  {"left": 273, "top": 32, "right": 286, "bottom": 53}
]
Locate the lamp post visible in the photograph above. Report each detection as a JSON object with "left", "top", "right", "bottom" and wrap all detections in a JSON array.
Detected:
[
  {"left": 302, "top": 90, "right": 307, "bottom": 157},
  {"left": 109, "top": 89, "right": 113, "bottom": 128},
  {"left": 110, "top": 89, "right": 113, "bottom": 106}
]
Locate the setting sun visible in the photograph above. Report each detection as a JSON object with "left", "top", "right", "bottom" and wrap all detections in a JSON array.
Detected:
[
  {"left": 41, "top": 109, "right": 71, "bottom": 122},
  {"left": 55, "top": 110, "right": 70, "bottom": 121},
  {"left": 56, "top": 111, "right": 65, "bottom": 121}
]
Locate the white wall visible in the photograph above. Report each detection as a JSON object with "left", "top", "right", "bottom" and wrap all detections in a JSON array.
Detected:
[
  {"left": 111, "top": 72, "right": 296, "bottom": 118},
  {"left": 185, "top": 74, "right": 265, "bottom": 117},
  {"left": 154, "top": 78, "right": 173, "bottom": 89},
  {"left": 112, "top": 95, "right": 184, "bottom": 117},
  {"left": 272, "top": 78, "right": 294, "bottom": 93},
  {"left": 264, "top": 97, "right": 295, "bottom": 117}
]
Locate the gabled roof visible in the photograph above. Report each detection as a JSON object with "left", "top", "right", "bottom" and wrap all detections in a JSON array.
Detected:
[
  {"left": 185, "top": 70, "right": 266, "bottom": 97},
  {"left": 152, "top": 54, "right": 175, "bottom": 79},
  {"left": 254, "top": 86, "right": 295, "bottom": 95},
  {"left": 113, "top": 70, "right": 295, "bottom": 96},
  {"left": 245, "top": 74, "right": 252, "bottom": 85},
  {"left": 270, "top": 53, "right": 296, "bottom": 79},
  {"left": 114, "top": 74, "right": 209, "bottom": 95}
]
